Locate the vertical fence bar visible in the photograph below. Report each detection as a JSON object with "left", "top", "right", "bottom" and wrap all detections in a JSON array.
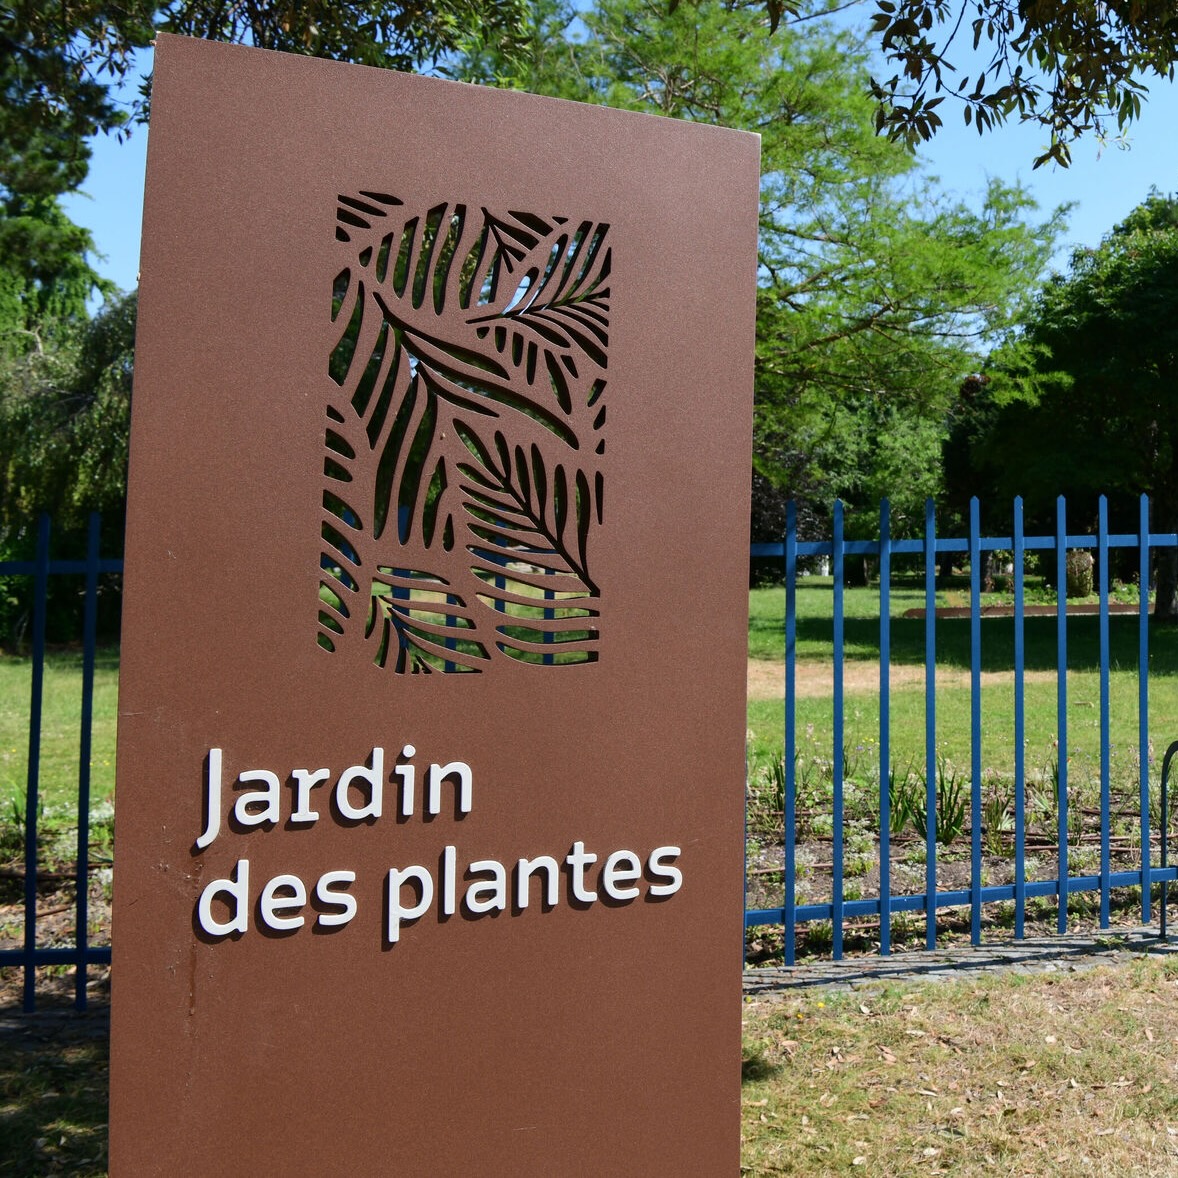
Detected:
[
  {"left": 969, "top": 498, "right": 983, "bottom": 945},
  {"left": 23, "top": 515, "right": 51, "bottom": 1012},
  {"left": 1056, "top": 497, "right": 1069, "bottom": 934},
  {"left": 783, "top": 501, "right": 797, "bottom": 965},
  {"left": 542, "top": 569, "right": 555, "bottom": 667},
  {"left": 1013, "top": 497, "right": 1027, "bottom": 938},
  {"left": 1098, "top": 497, "right": 1111, "bottom": 928},
  {"left": 1139, "top": 494, "right": 1151, "bottom": 923},
  {"left": 74, "top": 513, "right": 100, "bottom": 1010},
  {"left": 878, "top": 499, "right": 892, "bottom": 956},
  {"left": 924, "top": 498, "right": 938, "bottom": 950},
  {"left": 831, "top": 501, "right": 845, "bottom": 960}
]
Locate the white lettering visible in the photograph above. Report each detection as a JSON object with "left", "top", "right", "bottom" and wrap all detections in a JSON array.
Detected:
[
  {"left": 290, "top": 768, "right": 330, "bottom": 824},
  {"left": 602, "top": 850, "right": 642, "bottom": 900},
  {"left": 234, "top": 769, "right": 281, "bottom": 827},
  {"left": 427, "top": 761, "right": 472, "bottom": 817},
  {"left": 464, "top": 860, "right": 507, "bottom": 914},
  {"left": 441, "top": 845, "right": 457, "bottom": 916},
  {"left": 195, "top": 748, "right": 223, "bottom": 849},
  {"left": 315, "top": 870, "right": 358, "bottom": 927},
  {"left": 516, "top": 855, "right": 560, "bottom": 909},
  {"left": 336, "top": 748, "right": 384, "bottom": 820},
  {"left": 647, "top": 846, "right": 683, "bottom": 896},
  {"left": 197, "top": 858, "right": 249, "bottom": 936},
  {"left": 396, "top": 746, "right": 416, "bottom": 818},
  {"left": 259, "top": 873, "right": 306, "bottom": 931},
  {"left": 386, "top": 865, "right": 433, "bottom": 943},
  {"left": 566, "top": 840, "right": 598, "bottom": 902}
]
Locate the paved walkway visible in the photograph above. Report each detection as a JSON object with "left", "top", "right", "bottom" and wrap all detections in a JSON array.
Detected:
[
  {"left": 743, "top": 927, "right": 1178, "bottom": 998},
  {"left": 4, "top": 930, "right": 1176, "bottom": 1030}
]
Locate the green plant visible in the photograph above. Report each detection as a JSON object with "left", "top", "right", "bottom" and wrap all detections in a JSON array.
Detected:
[
  {"left": 802, "top": 920, "right": 834, "bottom": 953},
  {"left": 909, "top": 755, "right": 968, "bottom": 847},
  {"left": 982, "top": 781, "right": 1014, "bottom": 854},
  {"left": 888, "top": 760, "right": 920, "bottom": 835}
]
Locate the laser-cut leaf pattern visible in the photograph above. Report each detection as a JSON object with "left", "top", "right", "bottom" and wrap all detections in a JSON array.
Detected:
[{"left": 320, "top": 193, "right": 607, "bottom": 670}]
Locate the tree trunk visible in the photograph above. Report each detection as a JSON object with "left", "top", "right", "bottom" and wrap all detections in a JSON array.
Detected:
[
  {"left": 1156, "top": 548, "right": 1178, "bottom": 622},
  {"left": 936, "top": 550, "right": 954, "bottom": 588},
  {"left": 845, "top": 556, "right": 869, "bottom": 588},
  {"left": 1153, "top": 493, "right": 1178, "bottom": 622}
]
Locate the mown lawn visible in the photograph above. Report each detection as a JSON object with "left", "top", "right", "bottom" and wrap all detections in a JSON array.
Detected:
[{"left": 746, "top": 579, "right": 1178, "bottom": 789}]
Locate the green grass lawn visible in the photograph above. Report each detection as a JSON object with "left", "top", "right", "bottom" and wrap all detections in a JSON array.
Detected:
[
  {"left": 0, "top": 649, "right": 119, "bottom": 817},
  {"left": 4, "top": 577, "right": 1178, "bottom": 824},
  {"left": 747, "top": 578, "right": 1178, "bottom": 793}
]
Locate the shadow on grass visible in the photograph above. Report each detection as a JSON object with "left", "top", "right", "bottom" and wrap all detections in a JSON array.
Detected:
[
  {"left": 752, "top": 606, "right": 1178, "bottom": 675},
  {"left": 0, "top": 1005, "right": 109, "bottom": 1176},
  {"left": 741, "top": 1046, "right": 780, "bottom": 1084}
]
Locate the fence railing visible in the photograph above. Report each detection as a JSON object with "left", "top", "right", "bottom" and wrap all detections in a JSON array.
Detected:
[
  {"left": 748, "top": 494, "right": 1178, "bottom": 964},
  {"left": 1, "top": 514, "right": 118, "bottom": 1011},
  {"left": 7, "top": 497, "right": 1178, "bottom": 1009}
]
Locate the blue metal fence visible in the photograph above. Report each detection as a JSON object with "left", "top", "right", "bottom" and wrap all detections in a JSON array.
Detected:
[
  {"left": 748, "top": 494, "right": 1178, "bottom": 964},
  {"left": 1, "top": 514, "right": 118, "bottom": 1011},
  {"left": 6, "top": 497, "right": 1178, "bottom": 1009}
]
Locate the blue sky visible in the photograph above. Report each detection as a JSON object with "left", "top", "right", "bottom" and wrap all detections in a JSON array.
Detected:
[{"left": 60, "top": 41, "right": 1178, "bottom": 298}]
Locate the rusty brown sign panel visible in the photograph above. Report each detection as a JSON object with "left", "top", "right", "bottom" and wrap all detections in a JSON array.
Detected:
[{"left": 110, "top": 34, "right": 758, "bottom": 1175}]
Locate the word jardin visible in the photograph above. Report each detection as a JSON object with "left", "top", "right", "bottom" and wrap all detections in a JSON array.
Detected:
[{"left": 195, "top": 747, "right": 683, "bottom": 944}]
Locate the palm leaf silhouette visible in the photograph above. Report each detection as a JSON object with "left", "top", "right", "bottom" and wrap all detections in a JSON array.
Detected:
[{"left": 322, "top": 193, "right": 607, "bottom": 670}]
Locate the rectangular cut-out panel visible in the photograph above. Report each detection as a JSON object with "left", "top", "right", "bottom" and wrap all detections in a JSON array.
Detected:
[{"left": 112, "top": 35, "right": 758, "bottom": 1175}]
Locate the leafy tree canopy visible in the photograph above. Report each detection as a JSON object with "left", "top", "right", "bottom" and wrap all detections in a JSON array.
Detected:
[
  {"left": 0, "top": 289, "right": 136, "bottom": 529},
  {"left": 465, "top": 0, "right": 1063, "bottom": 532},
  {"left": 981, "top": 193, "right": 1178, "bottom": 613},
  {"left": 0, "top": 1, "right": 533, "bottom": 200},
  {"left": 0, "top": 194, "right": 111, "bottom": 358},
  {"left": 3, "top": 0, "right": 1173, "bottom": 196},
  {"left": 858, "top": 0, "right": 1178, "bottom": 168},
  {"left": 659, "top": 0, "right": 1178, "bottom": 168}
]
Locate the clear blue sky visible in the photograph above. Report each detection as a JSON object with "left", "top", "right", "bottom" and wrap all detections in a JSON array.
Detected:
[{"left": 60, "top": 42, "right": 1178, "bottom": 298}]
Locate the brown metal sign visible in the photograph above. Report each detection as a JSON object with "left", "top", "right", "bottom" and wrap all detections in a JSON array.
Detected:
[{"left": 111, "top": 34, "right": 758, "bottom": 1174}]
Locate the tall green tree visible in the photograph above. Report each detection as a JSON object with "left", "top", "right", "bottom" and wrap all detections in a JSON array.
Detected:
[
  {"left": 459, "top": 0, "right": 1062, "bottom": 535},
  {"left": 0, "top": 290, "right": 135, "bottom": 528},
  {"left": 0, "top": 289, "right": 135, "bottom": 644},
  {"left": 982, "top": 194, "right": 1178, "bottom": 618},
  {"left": 6, "top": 1, "right": 1175, "bottom": 175},
  {"left": 0, "top": 194, "right": 110, "bottom": 357},
  {"left": 860, "top": 0, "right": 1178, "bottom": 167},
  {"left": 0, "top": 2, "right": 533, "bottom": 202}
]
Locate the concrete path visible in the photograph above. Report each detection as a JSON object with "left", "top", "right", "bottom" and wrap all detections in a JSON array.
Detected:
[{"left": 743, "top": 927, "right": 1178, "bottom": 998}]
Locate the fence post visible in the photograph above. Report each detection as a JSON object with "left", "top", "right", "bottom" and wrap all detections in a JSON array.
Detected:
[
  {"left": 1139, "top": 494, "right": 1152, "bottom": 924},
  {"left": 1013, "top": 496, "right": 1026, "bottom": 938},
  {"left": 1056, "top": 496, "right": 1069, "bottom": 933},
  {"left": 74, "top": 512, "right": 101, "bottom": 1009},
  {"left": 1098, "top": 496, "right": 1111, "bottom": 928},
  {"left": 969, "top": 497, "right": 983, "bottom": 945},
  {"left": 783, "top": 500, "right": 797, "bottom": 965},
  {"left": 878, "top": 499, "right": 892, "bottom": 956},
  {"left": 23, "top": 515, "right": 51, "bottom": 1012},
  {"left": 923, "top": 498, "right": 937, "bottom": 950},
  {"left": 832, "top": 500, "right": 845, "bottom": 960}
]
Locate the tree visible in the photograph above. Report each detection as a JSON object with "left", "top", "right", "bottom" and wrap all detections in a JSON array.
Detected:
[
  {"left": 0, "top": 2, "right": 532, "bottom": 200},
  {"left": 859, "top": 0, "right": 1178, "bottom": 167},
  {"left": 982, "top": 194, "right": 1178, "bottom": 618},
  {"left": 0, "top": 289, "right": 135, "bottom": 644},
  {"left": 467, "top": 1, "right": 1062, "bottom": 537},
  {"left": 654, "top": 0, "right": 1178, "bottom": 167},
  {"left": 5, "top": 1, "right": 1175, "bottom": 186},
  {"left": 0, "top": 194, "right": 111, "bottom": 357},
  {"left": 0, "top": 290, "right": 136, "bottom": 528}
]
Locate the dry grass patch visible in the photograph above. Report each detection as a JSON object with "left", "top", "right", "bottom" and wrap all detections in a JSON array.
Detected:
[
  {"left": 747, "top": 658, "right": 1062, "bottom": 701},
  {"left": 741, "top": 956, "right": 1178, "bottom": 1175}
]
